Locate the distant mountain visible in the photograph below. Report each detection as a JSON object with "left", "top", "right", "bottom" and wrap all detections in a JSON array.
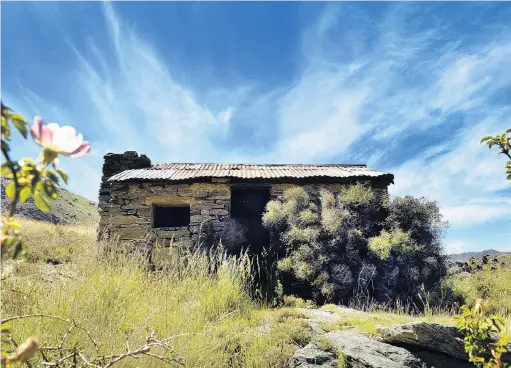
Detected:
[
  {"left": 449, "top": 250, "right": 511, "bottom": 263},
  {"left": 1, "top": 179, "right": 99, "bottom": 226}
]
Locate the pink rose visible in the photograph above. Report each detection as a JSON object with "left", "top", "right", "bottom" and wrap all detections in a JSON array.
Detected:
[{"left": 30, "top": 116, "right": 90, "bottom": 158}]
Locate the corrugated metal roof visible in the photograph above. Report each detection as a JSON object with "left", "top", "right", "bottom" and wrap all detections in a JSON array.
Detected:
[{"left": 108, "top": 163, "right": 393, "bottom": 182}]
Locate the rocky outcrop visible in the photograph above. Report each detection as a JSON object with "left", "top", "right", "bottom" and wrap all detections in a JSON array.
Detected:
[
  {"left": 290, "top": 331, "right": 428, "bottom": 368},
  {"left": 289, "top": 308, "right": 510, "bottom": 368},
  {"left": 324, "top": 331, "right": 427, "bottom": 368},
  {"left": 376, "top": 322, "right": 466, "bottom": 360},
  {"left": 289, "top": 344, "right": 337, "bottom": 367},
  {"left": 377, "top": 321, "right": 511, "bottom": 365}
]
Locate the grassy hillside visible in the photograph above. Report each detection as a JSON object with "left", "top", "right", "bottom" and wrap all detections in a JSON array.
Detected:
[
  {"left": 2, "top": 219, "right": 510, "bottom": 367},
  {"left": 450, "top": 250, "right": 511, "bottom": 262},
  {"left": 0, "top": 179, "right": 99, "bottom": 226},
  {"left": 1, "top": 220, "right": 313, "bottom": 367}
]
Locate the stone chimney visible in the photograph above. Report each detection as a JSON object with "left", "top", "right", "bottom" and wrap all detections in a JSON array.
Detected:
[{"left": 97, "top": 151, "right": 151, "bottom": 238}]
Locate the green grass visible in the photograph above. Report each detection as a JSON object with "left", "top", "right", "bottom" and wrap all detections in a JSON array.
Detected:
[
  {"left": 318, "top": 304, "right": 455, "bottom": 335},
  {"left": 446, "top": 255, "right": 511, "bottom": 316},
  {"left": 3, "top": 219, "right": 510, "bottom": 367},
  {"left": 2, "top": 220, "right": 311, "bottom": 367}
]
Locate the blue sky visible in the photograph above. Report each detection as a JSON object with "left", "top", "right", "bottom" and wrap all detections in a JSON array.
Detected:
[{"left": 2, "top": 2, "right": 511, "bottom": 253}]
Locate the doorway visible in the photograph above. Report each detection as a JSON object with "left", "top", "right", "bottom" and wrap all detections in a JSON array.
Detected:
[{"left": 230, "top": 187, "right": 271, "bottom": 254}]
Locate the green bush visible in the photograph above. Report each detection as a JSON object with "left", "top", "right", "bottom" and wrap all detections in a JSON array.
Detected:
[
  {"left": 262, "top": 185, "right": 449, "bottom": 307},
  {"left": 446, "top": 258, "right": 511, "bottom": 316}
]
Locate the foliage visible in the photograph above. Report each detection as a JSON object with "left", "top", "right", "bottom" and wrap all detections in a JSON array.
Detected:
[
  {"left": 1, "top": 102, "right": 90, "bottom": 367},
  {"left": 375, "top": 195, "right": 449, "bottom": 302},
  {"left": 262, "top": 185, "right": 449, "bottom": 306},
  {"left": 1, "top": 103, "right": 88, "bottom": 259},
  {"left": 368, "top": 229, "right": 410, "bottom": 261},
  {"left": 1, "top": 222, "right": 312, "bottom": 367},
  {"left": 446, "top": 256, "right": 511, "bottom": 316},
  {"left": 481, "top": 128, "right": 511, "bottom": 180},
  {"left": 455, "top": 299, "right": 510, "bottom": 368},
  {"left": 220, "top": 218, "right": 248, "bottom": 253},
  {"left": 282, "top": 295, "right": 316, "bottom": 309},
  {"left": 263, "top": 185, "right": 375, "bottom": 303}
]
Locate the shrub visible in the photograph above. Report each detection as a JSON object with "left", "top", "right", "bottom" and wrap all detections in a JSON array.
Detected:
[
  {"left": 282, "top": 295, "right": 316, "bottom": 309},
  {"left": 373, "top": 196, "right": 449, "bottom": 303},
  {"left": 445, "top": 259, "right": 511, "bottom": 315},
  {"left": 262, "top": 185, "right": 450, "bottom": 307},
  {"left": 220, "top": 218, "right": 248, "bottom": 253},
  {"left": 455, "top": 299, "right": 510, "bottom": 368},
  {"left": 262, "top": 185, "right": 379, "bottom": 304}
]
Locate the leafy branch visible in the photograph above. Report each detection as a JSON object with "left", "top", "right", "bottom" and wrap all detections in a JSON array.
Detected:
[
  {"left": 481, "top": 128, "right": 511, "bottom": 180},
  {"left": 455, "top": 299, "right": 510, "bottom": 368},
  {"left": 1, "top": 101, "right": 90, "bottom": 366}
]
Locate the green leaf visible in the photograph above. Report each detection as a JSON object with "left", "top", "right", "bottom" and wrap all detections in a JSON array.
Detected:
[
  {"left": 10, "top": 113, "right": 27, "bottom": 138},
  {"left": 1, "top": 163, "right": 11, "bottom": 175},
  {"left": 43, "top": 179, "right": 58, "bottom": 199},
  {"left": 1, "top": 139, "right": 10, "bottom": 153},
  {"left": 56, "top": 169, "right": 68, "bottom": 184},
  {"left": 34, "top": 190, "right": 51, "bottom": 212},
  {"left": 19, "top": 187, "right": 31, "bottom": 203},
  {"left": 47, "top": 172, "right": 60, "bottom": 186},
  {"left": 1, "top": 117, "right": 11, "bottom": 140},
  {"left": 5, "top": 181, "right": 15, "bottom": 198},
  {"left": 480, "top": 136, "right": 492, "bottom": 143}
]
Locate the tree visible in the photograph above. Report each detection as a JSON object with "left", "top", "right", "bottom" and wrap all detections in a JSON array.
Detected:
[
  {"left": 262, "top": 184, "right": 449, "bottom": 306},
  {"left": 481, "top": 128, "right": 511, "bottom": 180},
  {"left": 370, "top": 196, "right": 449, "bottom": 302}
]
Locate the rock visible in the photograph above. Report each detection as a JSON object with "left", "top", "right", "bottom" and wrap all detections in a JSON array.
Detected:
[
  {"left": 289, "top": 343, "right": 337, "bottom": 367},
  {"left": 377, "top": 322, "right": 466, "bottom": 360},
  {"left": 323, "top": 331, "right": 427, "bottom": 368},
  {"left": 377, "top": 321, "right": 511, "bottom": 365},
  {"left": 413, "top": 350, "right": 475, "bottom": 368}
]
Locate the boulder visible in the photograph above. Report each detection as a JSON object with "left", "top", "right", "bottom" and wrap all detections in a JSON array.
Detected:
[
  {"left": 377, "top": 321, "right": 511, "bottom": 364},
  {"left": 289, "top": 344, "right": 337, "bottom": 367},
  {"left": 413, "top": 350, "right": 475, "bottom": 368},
  {"left": 323, "top": 331, "right": 427, "bottom": 368},
  {"left": 377, "top": 322, "right": 466, "bottom": 360}
]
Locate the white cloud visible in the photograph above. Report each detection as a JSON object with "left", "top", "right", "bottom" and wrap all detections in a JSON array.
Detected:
[
  {"left": 5, "top": 2, "right": 511, "bottom": 255},
  {"left": 444, "top": 240, "right": 465, "bottom": 255}
]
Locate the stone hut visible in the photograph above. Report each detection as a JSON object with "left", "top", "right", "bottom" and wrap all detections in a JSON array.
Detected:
[{"left": 98, "top": 151, "right": 394, "bottom": 250}]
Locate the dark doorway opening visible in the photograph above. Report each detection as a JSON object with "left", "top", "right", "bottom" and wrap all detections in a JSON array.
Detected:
[{"left": 230, "top": 187, "right": 270, "bottom": 254}]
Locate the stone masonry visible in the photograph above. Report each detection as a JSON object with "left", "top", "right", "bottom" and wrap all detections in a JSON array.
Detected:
[{"left": 98, "top": 152, "right": 391, "bottom": 248}]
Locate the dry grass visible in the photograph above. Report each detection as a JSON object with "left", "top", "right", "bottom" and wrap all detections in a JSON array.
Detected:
[
  {"left": 3, "top": 219, "right": 510, "bottom": 367},
  {"left": 1, "top": 220, "right": 311, "bottom": 367},
  {"left": 318, "top": 304, "right": 455, "bottom": 335},
  {"left": 445, "top": 261, "right": 511, "bottom": 316}
]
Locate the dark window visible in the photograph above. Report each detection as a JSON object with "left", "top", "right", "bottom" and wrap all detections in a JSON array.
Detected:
[{"left": 152, "top": 205, "right": 190, "bottom": 228}]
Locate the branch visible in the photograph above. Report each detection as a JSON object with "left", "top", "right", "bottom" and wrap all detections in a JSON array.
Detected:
[
  {"left": 1, "top": 314, "right": 100, "bottom": 354},
  {"left": 101, "top": 331, "right": 184, "bottom": 368},
  {"left": 1, "top": 147, "right": 20, "bottom": 219},
  {"left": 1, "top": 314, "right": 70, "bottom": 324}
]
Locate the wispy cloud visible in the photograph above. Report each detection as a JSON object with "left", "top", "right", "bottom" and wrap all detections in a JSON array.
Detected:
[{"left": 3, "top": 2, "right": 510, "bottom": 251}]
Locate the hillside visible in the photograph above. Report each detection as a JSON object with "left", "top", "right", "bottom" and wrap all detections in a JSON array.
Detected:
[
  {"left": 449, "top": 249, "right": 511, "bottom": 262},
  {"left": 1, "top": 179, "right": 99, "bottom": 226}
]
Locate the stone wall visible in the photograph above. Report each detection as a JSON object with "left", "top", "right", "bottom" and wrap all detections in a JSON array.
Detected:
[
  {"left": 97, "top": 152, "right": 391, "bottom": 248},
  {"left": 102, "top": 182, "right": 231, "bottom": 247},
  {"left": 98, "top": 151, "right": 151, "bottom": 239},
  {"left": 99, "top": 180, "right": 389, "bottom": 248}
]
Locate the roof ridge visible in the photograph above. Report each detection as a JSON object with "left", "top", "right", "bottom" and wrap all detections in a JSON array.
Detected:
[{"left": 151, "top": 163, "right": 368, "bottom": 168}]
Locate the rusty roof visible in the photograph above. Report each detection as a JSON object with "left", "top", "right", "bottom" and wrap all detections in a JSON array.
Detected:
[{"left": 108, "top": 163, "right": 393, "bottom": 182}]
